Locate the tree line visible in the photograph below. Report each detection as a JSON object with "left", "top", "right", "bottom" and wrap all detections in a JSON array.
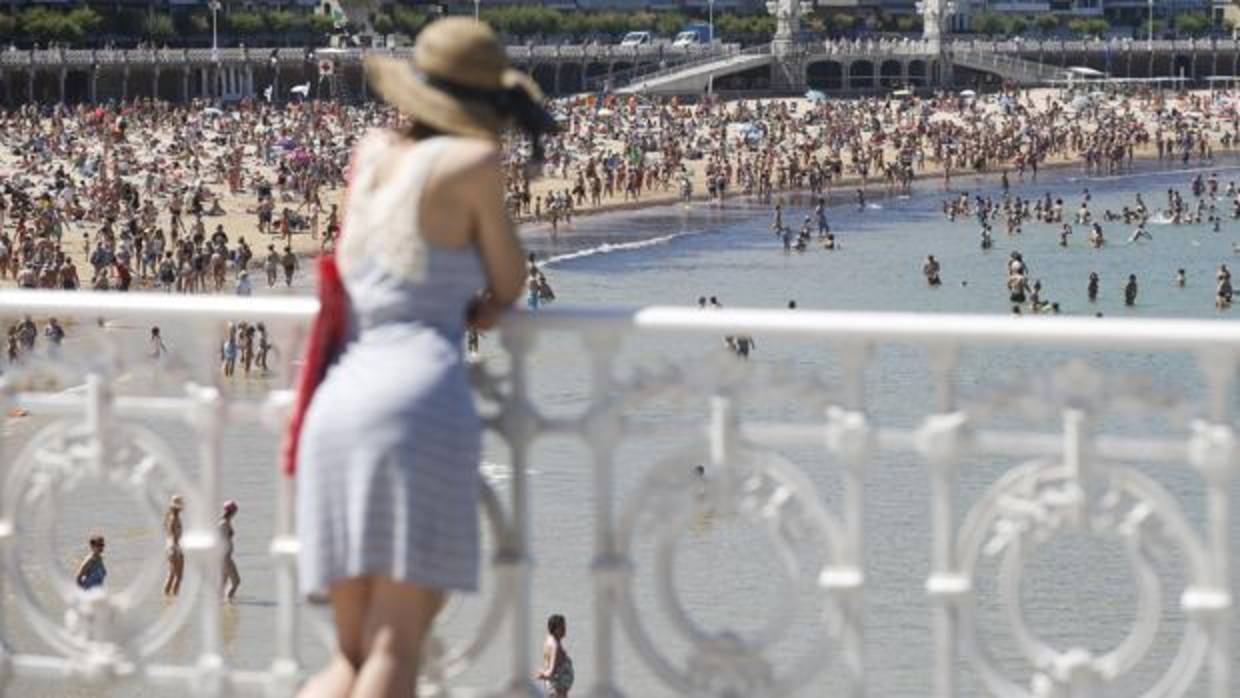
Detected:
[{"left": 0, "top": 6, "right": 336, "bottom": 47}]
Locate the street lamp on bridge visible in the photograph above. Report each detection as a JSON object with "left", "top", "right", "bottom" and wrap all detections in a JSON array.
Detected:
[
  {"left": 1148, "top": 0, "right": 1154, "bottom": 50},
  {"left": 210, "top": 0, "right": 221, "bottom": 61},
  {"left": 709, "top": 0, "right": 714, "bottom": 43}
]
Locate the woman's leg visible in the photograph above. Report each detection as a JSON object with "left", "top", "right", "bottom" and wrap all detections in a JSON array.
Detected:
[
  {"left": 297, "top": 577, "right": 372, "bottom": 698},
  {"left": 350, "top": 578, "right": 446, "bottom": 698}
]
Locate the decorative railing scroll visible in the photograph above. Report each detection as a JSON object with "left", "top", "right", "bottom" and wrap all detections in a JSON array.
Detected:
[{"left": 0, "top": 293, "right": 1232, "bottom": 698}]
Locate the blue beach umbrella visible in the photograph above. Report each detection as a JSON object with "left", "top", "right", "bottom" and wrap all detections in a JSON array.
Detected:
[{"left": 805, "top": 89, "right": 827, "bottom": 103}]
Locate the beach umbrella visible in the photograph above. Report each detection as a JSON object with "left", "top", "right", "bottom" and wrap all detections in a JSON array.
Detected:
[
  {"left": 203, "top": 107, "right": 224, "bottom": 117},
  {"left": 960, "top": 90, "right": 977, "bottom": 98},
  {"left": 805, "top": 89, "right": 827, "bottom": 103}
]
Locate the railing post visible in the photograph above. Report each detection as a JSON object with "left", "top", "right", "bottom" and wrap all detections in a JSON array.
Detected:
[
  {"left": 919, "top": 345, "right": 966, "bottom": 698},
  {"left": 187, "top": 383, "right": 226, "bottom": 696},
  {"left": 1194, "top": 349, "right": 1236, "bottom": 698},
  {"left": 499, "top": 325, "right": 540, "bottom": 698},
  {"left": 583, "top": 331, "right": 623, "bottom": 698}
]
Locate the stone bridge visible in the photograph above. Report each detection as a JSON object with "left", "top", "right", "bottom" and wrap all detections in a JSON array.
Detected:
[
  {"left": 0, "top": 43, "right": 734, "bottom": 105},
  {"left": 4, "top": 37, "right": 1240, "bottom": 104},
  {"left": 622, "top": 38, "right": 1240, "bottom": 95}
]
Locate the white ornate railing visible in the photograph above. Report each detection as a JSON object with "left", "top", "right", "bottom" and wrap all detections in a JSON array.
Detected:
[{"left": 0, "top": 291, "right": 1233, "bottom": 697}]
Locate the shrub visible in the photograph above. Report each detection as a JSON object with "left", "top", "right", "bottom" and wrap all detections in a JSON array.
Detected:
[
  {"left": 226, "top": 11, "right": 265, "bottom": 35},
  {"left": 67, "top": 6, "right": 100, "bottom": 35},
  {"left": 970, "top": 12, "right": 1006, "bottom": 36},
  {"left": 371, "top": 11, "right": 393, "bottom": 35},
  {"left": 1035, "top": 13, "right": 1058, "bottom": 33},
  {"left": 1174, "top": 13, "right": 1210, "bottom": 36},
  {"left": 306, "top": 13, "right": 335, "bottom": 35},
  {"left": 142, "top": 13, "right": 176, "bottom": 41},
  {"left": 265, "top": 9, "right": 303, "bottom": 35},
  {"left": 896, "top": 15, "right": 921, "bottom": 33}
]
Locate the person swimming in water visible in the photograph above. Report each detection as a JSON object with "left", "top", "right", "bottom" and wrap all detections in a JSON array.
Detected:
[
  {"left": 923, "top": 255, "right": 942, "bottom": 286},
  {"left": 1088, "top": 272, "right": 1100, "bottom": 302},
  {"left": 1124, "top": 274, "right": 1139, "bottom": 306},
  {"left": 1127, "top": 223, "right": 1153, "bottom": 244}
]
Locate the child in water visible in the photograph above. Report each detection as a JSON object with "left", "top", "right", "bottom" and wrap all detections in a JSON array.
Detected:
[
  {"left": 75, "top": 535, "right": 107, "bottom": 589},
  {"left": 537, "top": 614, "right": 574, "bottom": 696}
]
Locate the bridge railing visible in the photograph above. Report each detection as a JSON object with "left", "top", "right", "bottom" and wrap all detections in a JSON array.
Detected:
[
  {"left": 0, "top": 290, "right": 1233, "bottom": 697},
  {"left": 583, "top": 43, "right": 744, "bottom": 92}
]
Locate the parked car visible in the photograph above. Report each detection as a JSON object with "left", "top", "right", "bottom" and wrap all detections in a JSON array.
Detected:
[
  {"left": 672, "top": 23, "right": 712, "bottom": 47},
  {"left": 619, "top": 31, "right": 653, "bottom": 47}
]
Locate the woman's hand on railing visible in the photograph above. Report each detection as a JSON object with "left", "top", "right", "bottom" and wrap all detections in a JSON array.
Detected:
[{"left": 467, "top": 291, "right": 509, "bottom": 331}]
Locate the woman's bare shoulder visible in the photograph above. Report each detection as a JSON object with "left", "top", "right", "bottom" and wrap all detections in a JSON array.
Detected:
[{"left": 436, "top": 138, "right": 503, "bottom": 178}]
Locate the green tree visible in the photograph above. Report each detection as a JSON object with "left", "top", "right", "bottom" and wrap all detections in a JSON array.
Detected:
[
  {"left": 1034, "top": 13, "right": 1058, "bottom": 33},
  {"left": 1174, "top": 13, "right": 1209, "bottom": 36},
  {"left": 142, "top": 13, "right": 175, "bottom": 41},
  {"left": 265, "top": 9, "right": 301, "bottom": 35},
  {"left": 896, "top": 14, "right": 921, "bottom": 34},
  {"left": 0, "top": 12, "right": 14, "bottom": 38},
  {"left": 306, "top": 13, "right": 335, "bottom": 36},
  {"left": 226, "top": 10, "right": 265, "bottom": 34},
  {"left": 371, "top": 11, "right": 393, "bottom": 35},
  {"left": 829, "top": 13, "right": 857, "bottom": 33},
  {"left": 174, "top": 10, "right": 210, "bottom": 35},
  {"left": 390, "top": 5, "right": 426, "bottom": 36},
  {"left": 20, "top": 8, "right": 58, "bottom": 43},
  {"left": 67, "top": 6, "right": 100, "bottom": 35},
  {"left": 1084, "top": 17, "right": 1109, "bottom": 36},
  {"left": 1006, "top": 16, "right": 1028, "bottom": 36},
  {"left": 654, "top": 11, "right": 686, "bottom": 37},
  {"left": 970, "top": 12, "right": 1006, "bottom": 36}
]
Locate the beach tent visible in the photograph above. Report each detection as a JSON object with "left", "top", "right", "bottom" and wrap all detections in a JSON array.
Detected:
[{"left": 805, "top": 90, "right": 827, "bottom": 103}]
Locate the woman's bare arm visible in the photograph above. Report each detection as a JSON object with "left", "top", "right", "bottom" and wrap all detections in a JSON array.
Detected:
[{"left": 467, "top": 155, "right": 525, "bottom": 305}]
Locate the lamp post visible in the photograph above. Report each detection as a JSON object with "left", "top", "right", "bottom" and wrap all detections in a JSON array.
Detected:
[
  {"left": 210, "top": 0, "right": 220, "bottom": 60},
  {"left": 474, "top": 0, "right": 480, "bottom": 21},
  {"left": 709, "top": 0, "right": 714, "bottom": 43},
  {"left": 1148, "top": 0, "right": 1153, "bottom": 50}
]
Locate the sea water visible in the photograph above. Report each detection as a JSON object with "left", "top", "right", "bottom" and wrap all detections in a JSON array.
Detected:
[{"left": 4, "top": 158, "right": 1239, "bottom": 696}]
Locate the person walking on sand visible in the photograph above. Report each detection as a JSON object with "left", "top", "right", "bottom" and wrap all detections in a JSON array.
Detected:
[
  {"left": 536, "top": 614, "right": 574, "bottom": 697},
  {"left": 75, "top": 535, "right": 107, "bottom": 590},
  {"left": 219, "top": 500, "right": 240, "bottom": 601},
  {"left": 164, "top": 495, "right": 184, "bottom": 596},
  {"left": 292, "top": 19, "right": 555, "bottom": 698}
]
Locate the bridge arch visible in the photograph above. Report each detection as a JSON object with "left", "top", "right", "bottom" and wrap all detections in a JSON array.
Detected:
[
  {"left": 713, "top": 64, "right": 770, "bottom": 92},
  {"left": 1173, "top": 55, "right": 1194, "bottom": 82},
  {"left": 908, "top": 60, "right": 927, "bottom": 87},
  {"left": 849, "top": 60, "right": 874, "bottom": 90},
  {"left": 805, "top": 61, "right": 843, "bottom": 91},
  {"left": 879, "top": 59, "right": 903, "bottom": 89},
  {"left": 559, "top": 63, "right": 583, "bottom": 94},
  {"left": 532, "top": 64, "right": 557, "bottom": 96}
]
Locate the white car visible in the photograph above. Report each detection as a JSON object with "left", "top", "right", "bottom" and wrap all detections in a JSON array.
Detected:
[
  {"left": 672, "top": 31, "right": 703, "bottom": 48},
  {"left": 619, "top": 31, "right": 652, "bottom": 47}
]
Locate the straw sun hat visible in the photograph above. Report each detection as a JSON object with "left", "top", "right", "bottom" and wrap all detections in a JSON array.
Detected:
[{"left": 366, "top": 18, "right": 554, "bottom": 141}]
